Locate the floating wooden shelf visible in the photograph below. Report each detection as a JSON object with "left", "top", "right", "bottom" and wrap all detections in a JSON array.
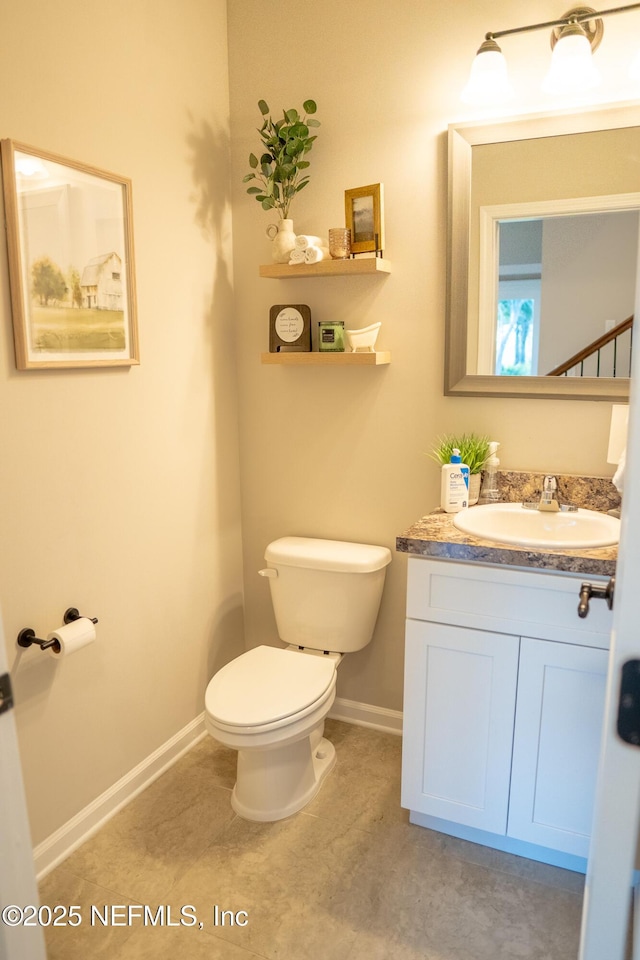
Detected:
[
  {"left": 261, "top": 351, "right": 391, "bottom": 366},
  {"left": 259, "top": 258, "right": 391, "bottom": 279}
]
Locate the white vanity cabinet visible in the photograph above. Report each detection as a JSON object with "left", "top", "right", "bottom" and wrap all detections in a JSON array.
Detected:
[{"left": 401, "top": 557, "right": 612, "bottom": 871}]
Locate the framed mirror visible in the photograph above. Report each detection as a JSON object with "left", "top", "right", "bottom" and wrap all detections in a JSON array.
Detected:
[{"left": 446, "top": 102, "right": 640, "bottom": 400}]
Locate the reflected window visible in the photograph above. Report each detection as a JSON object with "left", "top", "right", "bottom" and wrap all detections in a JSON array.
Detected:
[
  {"left": 495, "top": 220, "right": 541, "bottom": 375},
  {"left": 496, "top": 285, "right": 539, "bottom": 376}
]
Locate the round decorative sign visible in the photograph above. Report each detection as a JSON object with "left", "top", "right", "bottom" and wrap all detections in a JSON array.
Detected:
[
  {"left": 269, "top": 303, "right": 311, "bottom": 352},
  {"left": 275, "top": 306, "right": 305, "bottom": 343}
]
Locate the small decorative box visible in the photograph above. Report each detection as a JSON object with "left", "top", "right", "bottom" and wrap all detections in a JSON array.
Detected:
[{"left": 318, "top": 320, "right": 345, "bottom": 352}]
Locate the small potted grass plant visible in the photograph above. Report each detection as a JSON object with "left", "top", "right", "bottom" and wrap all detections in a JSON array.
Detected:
[{"left": 431, "top": 433, "right": 490, "bottom": 505}]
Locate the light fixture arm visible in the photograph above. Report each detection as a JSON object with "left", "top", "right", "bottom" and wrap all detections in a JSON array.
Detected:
[{"left": 484, "top": 2, "right": 640, "bottom": 44}]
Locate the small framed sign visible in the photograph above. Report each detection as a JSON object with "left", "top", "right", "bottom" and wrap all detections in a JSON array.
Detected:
[{"left": 269, "top": 304, "right": 311, "bottom": 352}]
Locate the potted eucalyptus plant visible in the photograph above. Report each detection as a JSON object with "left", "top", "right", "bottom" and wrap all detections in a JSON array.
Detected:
[
  {"left": 243, "top": 99, "right": 320, "bottom": 262},
  {"left": 431, "top": 433, "right": 490, "bottom": 506}
]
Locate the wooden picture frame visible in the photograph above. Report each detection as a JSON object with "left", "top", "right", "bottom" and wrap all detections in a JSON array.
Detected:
[
  {"left": 344, "top": 182, "right": 384, "bottom": 255},
  {"left": 1, "top": 140, "right": 139, "bottom": 369}
]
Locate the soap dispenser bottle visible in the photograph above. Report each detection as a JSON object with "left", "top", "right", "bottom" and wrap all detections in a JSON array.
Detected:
[
  {"left": 478, "top": 441, "right": 501, "bottom": 504},
  {"left": 441, "top": 448, "right": 470, "bottom": 513}
]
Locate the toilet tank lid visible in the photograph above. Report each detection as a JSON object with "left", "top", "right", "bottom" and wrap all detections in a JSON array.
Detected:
[{"left": 264, "top": 537, "right": 392, "bottom": 573}]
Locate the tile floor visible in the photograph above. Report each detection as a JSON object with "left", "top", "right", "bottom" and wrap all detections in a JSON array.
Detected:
[{"left": 39, "top": 720, "right": 585, "bottom": 960}]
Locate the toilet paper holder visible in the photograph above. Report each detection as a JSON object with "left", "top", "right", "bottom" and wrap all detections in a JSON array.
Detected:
[{"left": 17, "top": 607, "right": 99, "bottom": 651}]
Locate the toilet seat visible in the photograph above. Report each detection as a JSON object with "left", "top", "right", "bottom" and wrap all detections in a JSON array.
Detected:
[{"left": 205, "top": 645, "right": 337, "bottom": 732}]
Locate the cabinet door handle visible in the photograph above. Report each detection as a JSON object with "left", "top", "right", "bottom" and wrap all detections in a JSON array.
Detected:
[{"left": 577, "top": 577, "right": 615, "bottom": 618}]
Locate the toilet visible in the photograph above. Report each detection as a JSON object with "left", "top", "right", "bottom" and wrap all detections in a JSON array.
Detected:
[{"left": 205, "top": 536, "right": 391, "bottom": 822}]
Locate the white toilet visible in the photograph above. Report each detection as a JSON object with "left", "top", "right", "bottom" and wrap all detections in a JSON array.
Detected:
[{"left": 205, "top": 536, "right": 391, "bottom": 822}]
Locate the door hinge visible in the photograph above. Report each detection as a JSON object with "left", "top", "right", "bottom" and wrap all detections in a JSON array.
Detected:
[
  {"left": 0, "top": 672, "right": 14, "bottom": 715},
  {"left": 617, "top": 660, "right": 640, "bottom": 746}
]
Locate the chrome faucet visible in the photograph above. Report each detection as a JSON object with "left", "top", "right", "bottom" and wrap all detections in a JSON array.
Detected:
[
  {"left": 522, "top": 475, "right": 577, "bottom": 513},
  {"left": 539, "top": 475, "right": 559, "bottom": 511}
]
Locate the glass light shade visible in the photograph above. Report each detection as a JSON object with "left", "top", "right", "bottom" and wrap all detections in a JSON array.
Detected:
[
  {"left": 542, "top": 28, "right": 600, "bottom": 94},
  {"left": 461, "top": 43, "right": 513, "bottom": 104}
]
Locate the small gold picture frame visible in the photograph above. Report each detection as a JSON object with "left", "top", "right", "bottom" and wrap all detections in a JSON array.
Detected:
[{"left": 344, "top": 183, "right": 384, "bottom": 256}]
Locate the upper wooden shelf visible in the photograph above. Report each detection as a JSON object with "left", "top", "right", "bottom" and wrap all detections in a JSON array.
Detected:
[{"left": 259, "top": 258, "right": 392, "bottom": 279}]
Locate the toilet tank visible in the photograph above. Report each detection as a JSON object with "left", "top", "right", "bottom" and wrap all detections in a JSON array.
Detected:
[{"left": 261, "top": 537, "right": 392, "bottom": 653}]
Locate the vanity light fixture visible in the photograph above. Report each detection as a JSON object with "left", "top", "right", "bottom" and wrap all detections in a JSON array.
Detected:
[{"left": 462, "top": 3, "right": 640, "bottom": 104}]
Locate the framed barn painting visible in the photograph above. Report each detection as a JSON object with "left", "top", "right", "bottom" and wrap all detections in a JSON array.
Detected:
[{"left": 1, "top": 140, "right": 139, "bottom": 369}]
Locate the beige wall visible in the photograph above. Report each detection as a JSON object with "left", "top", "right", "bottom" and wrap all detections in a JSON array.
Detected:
[
  {"left": 0, "top": 0, "right": 244, "bottom": 845},
  {"left": 227, "top": 0, "right": 638, "bottom": 712}
]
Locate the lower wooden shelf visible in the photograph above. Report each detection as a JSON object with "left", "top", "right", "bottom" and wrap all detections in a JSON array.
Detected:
[{"left": 261, "top": 351, "right": 391, "bottom": 366}]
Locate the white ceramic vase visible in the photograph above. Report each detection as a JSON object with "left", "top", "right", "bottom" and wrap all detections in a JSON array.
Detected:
[{"left": 267, "top": 219, "right": 296, "bottom": 263}]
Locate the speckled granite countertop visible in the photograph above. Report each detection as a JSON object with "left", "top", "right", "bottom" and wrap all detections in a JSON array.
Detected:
[{"left": 396, "top": 472, "right": 619, "bottom": 578}]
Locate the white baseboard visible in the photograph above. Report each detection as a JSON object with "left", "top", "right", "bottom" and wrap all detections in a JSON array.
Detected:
[
  {"left": 328, "top": 696, "right": 403, "bottom": 736},
  {"left": 34, "top": 713, "right": 206, "bottom": 881}
]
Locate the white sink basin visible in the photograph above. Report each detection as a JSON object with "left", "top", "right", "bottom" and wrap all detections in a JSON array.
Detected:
[{"left": 452, "top": 502, "right": 620, "bottom": 549}]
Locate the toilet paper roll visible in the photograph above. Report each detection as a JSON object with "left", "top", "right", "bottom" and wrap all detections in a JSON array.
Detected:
[{"left": 47, "top": 618, "right": 96, "bottom": 658}]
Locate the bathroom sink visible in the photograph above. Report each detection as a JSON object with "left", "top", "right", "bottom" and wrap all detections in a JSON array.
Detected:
[{"left": 452, "top": 502, "right": 620, "bottom": 549}]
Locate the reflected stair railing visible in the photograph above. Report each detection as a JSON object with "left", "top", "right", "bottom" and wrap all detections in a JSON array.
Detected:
[{"left": 546, "top": 315, "right": 633, "bottom": 378}]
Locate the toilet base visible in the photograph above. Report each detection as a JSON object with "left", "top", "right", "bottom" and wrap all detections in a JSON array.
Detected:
[{"left": 231, "top": 735, "right": 336, "bottom": 822}]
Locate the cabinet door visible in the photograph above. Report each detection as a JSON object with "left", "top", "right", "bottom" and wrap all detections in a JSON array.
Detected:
[
  {"left": 508, "top": 637, "right": 608, "bottom": 858},
  {"left": 402, "top": 619, "right": 519, "bottom": 833}
]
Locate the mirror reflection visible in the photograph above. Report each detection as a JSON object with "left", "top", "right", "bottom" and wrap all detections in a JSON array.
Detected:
[
  {"left": 491, "top": 210, "right": 638, "bottom": 378},
  {"left": 446, "top": 104, "right": 640, "bottom": 400}
]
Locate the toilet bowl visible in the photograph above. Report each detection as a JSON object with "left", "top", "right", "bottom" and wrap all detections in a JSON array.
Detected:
[
  {"left": 205, "top": 645, "right": 340, "bottom": 821},
  {"left": 205, "top": 536, "right": 391, "bottom": 822}
]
